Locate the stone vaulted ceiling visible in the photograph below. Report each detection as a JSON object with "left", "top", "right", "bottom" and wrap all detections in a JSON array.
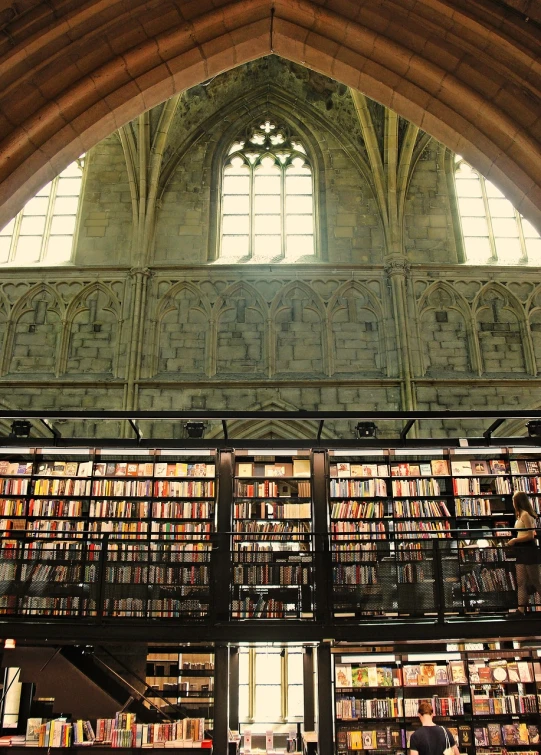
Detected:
[{"left": 0, "top": 0, "right": 540, "bottom": 236}]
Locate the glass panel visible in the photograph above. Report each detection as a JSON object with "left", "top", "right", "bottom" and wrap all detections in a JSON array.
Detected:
[
  {"left": 288, "top": 685, "right": 303, "bottom": 718},
  {"left": 526, "top": 238, "right": 541, "bottom": 264},
  {"left": 492, "top": 218, "right": 519, "bottom": 237},
  {"left": 488, "top": 198, "right": 515, "bottom": 218},
  {"left": 457, "top": 197, "right": 485, "bottom": 216},
  {"left": 0, "top": 237, "right": 11, "bottom": 263},
  {"left": 239, "top": 650, "right": 249, "bottom": 680},
  {"left": 221, "top": 235, "right": 249, "bottom": 260},
  {"left": 485, "top": 180, "right": 505, "bottom": 198},
  {"left": 254, "top": 685, "right": 280, "bottom": 722},
  {"left": 56, "top": 177, "right": 82, "bottom": 196},
  {"left": 253, "top": 235, "right": 281, "bottom": 258},
  {"left": 254, "top": 215, "right": 280, "bottom": 234},
  {"left": 455, "top": 178, "right": 482, "bottom": 197},
  {"left": 60, "top": 161, "right": 82, "bottom": 178},
  {"left": 46, "top": 236, "right": 74, "bottom": 262},
  {"left": 223, "top": 176, "right": 250, "bottom": 194},
  {"left": 254, "top": 175, "right": 280, "bottom": 194},
  {"left": 223, "top": 195, "right": 249, "bottom": 215},
  {"left": 223, "top": 215, "right": 249, "bottom": 235},
  {"left": 286, "top": 215, "right": 313, "bottom": 234},
  {"left": 286, "top": 176, "right": 312, "bottom": 194},
  {"left": 255, "top": 652, "right": 281, "bottom": 684},
  {"left": 522, "top": 218, "right": 540, "bottom": 238},
  {"left": 36, "top": 183, "right": 52, "bottom": 197},
  {"left": 255, "top": 195, "right": 280, "bottom": 214},
  {"left": 286, "top": 235, "right": 314, "bottom": 257},
  {"left": 460, "top": 217, "right": 489, "bottom": 236},
  {"left": 53, "top": 197, "right": 79, "bottom": 215},
  {"left": 464, "top": 236, "right": 492, "bottom": 264},
  {"left": 14, "top": 236, "right": 41, "bottom": 263},
  {"left": 0, "top": 218, "right": 15, "bottom": 236},
  {"left": 239, "top": 686, "right": 249, "bottom": 722},
  {"left": 495, "top": 236, "right": 522, "bottom": 264},
  {"left": 50, "top": 215, "right": 76, "bottom": 235},
  {"left": 287, "top": 652, "right": 303, "bottom": 682},
  {"left": 286, "top": 195, "right": 313, "bottom": 214},
  {"left": 22, "top": 196, "right": 49, "bottom": 216},
  {"left": 19, "top": 216, "right": 46, "bottom": 235}
]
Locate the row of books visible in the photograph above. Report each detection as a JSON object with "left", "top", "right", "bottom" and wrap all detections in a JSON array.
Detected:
[
  {"left": 392, "top": 479, "right": 443, "bottom": 497},
  {"left": 233, "top": 501, "right": 311, "bottom": 519},
  {"left": 393, "top": 500, "right": 451, "bottom": 518},
  {"left": 469, "top": 660, "right": 535, "bottom": 684},
  {"left": 403, "top": 696, "right": 464, "bottom": 717},
  {"left": 472, "top": 694, "right": 537, "bottom": 714},
  {"left": 330, "top": 479, "right": 388, "bottom": 497},
  {"left": 336, "top": 725, "right": 402, "bottom": 752},
  {"left": 331, "top": 460, "right": 520, "bottom": 479},
  {"left": 236, "top": 460, "right": 310, "bottom": 477},
  {"left": 474, "top": 723, "right": 540, "bottom": 746},
  {"left": 453, "top": 478, "right": 511, "bottom": 495},
  {"left": 0, "top": 460, "right": 216, "bottom": 478},
  {"left": 336, "top": 660, "right": 469, "bottom": 689},
  {"left": 333, "top": 565, "right": 378, "bottom": 585},
  {"left": 232, "top": 565, "right": 310, "bottom": 584},
  {"left": 336, "top": 696, "right": 403, "bottom": 719},
  {"left": 461, "top": 568, "right": 516, "bottom": 593},
  {"left": 330, "top": 501, "right": 385, "bottom": 519}
]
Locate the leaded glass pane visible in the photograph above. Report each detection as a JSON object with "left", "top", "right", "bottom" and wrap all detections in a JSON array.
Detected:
[
  {"left": 495, "top": 236, "right": 522, "bottom": 264},
  {"left": 464, "top": 236, "right": 492, "bottom": 264}
]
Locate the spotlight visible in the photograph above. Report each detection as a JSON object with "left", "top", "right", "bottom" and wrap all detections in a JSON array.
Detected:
[
  {"left": 10, "top": 420, "right": 31, "bottom": 438},
  {"left": 4, "top": 639, "right": 16, "bottom": 649},
  {"left": 527, "top": 420, "right": 541, "bottom": 438},
  {"left": 185, "top": 422, "right": 206, "bottom": 439},
  {"left": 355, "top": 422, "right": 377, "bottom": 439}
]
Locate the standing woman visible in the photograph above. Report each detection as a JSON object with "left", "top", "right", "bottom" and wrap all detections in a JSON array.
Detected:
[{"left": 508, "top": 492, "right": 541, "bottom": 613}]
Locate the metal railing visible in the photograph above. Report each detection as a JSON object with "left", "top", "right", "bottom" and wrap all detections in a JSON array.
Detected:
[{"left": 0, "top": 530, "right": 538, "bottom": 623}]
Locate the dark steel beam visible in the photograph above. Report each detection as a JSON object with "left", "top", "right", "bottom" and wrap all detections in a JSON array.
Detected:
[
  {"left": 400, "top": 418, "right": 416, "bottom": 440},
  {"left": 483, "top": 418, "right": 506, "bottom": 440}
]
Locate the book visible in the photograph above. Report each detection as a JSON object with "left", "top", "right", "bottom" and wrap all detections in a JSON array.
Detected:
[
  {"left": 155, "top": 463, "right": 168, "bottom": 477},
  {"left": 474, "top": 728, "right": 489, "bottom": 747},
  {"left": 431, "top": 459, "right": 449, "bottom": 476},
  {"left": 517, "top": 661, "right": 532, "bottom": 682},
  {"left": 487, "top": 724, "right": 502, "bottom": 746},
  {"left": 337, "top": 463, "right": 350, "bottom": 477},
  {"left": 293, "top": 459, "right": 310, "bottom": 477},
  {"left": 115, "top": 462, "right": 127, "bottom": 476},
  {"left": 435, "top": 666, "right": 449, "bottom": 685},
  {"left": 409, "top": 464, "right": 420, "bottom": 477},
  {"left": 458, "top": 726, "right": 472, "bottom": 747},
  {"left": 403, "top": 665, "right": 420, "bottom": 686},
  {"left": 362, "top": 731, "right": 376, "bottom": 749},
  {"left": 127, "top": 463, "right": 138, "bottom": 476},
  {"left": 362, "top": 464, "right": 378, "bottom": 477},
  {"left": 420, "top": 663, "right": 436, "bottom": 684},
  {"left": 527, "top": 725, "right": 539, "bottom": 744},
  {"left": 65, "top": 462, "right": 78, "bottom": 476},
  {"left": 502, "top": 724, "right": 520, "bottom": 745},
  {"left": 350, "top": 464, "right": 363, "bottom": 477},
  {"left": 526, "top": 460, "right": 540, "bottom": 474},
  {"left": 451, "top": 460, "right": 472, "bottom": 476},
  {"left": 335, "top": 664, "right": 352, "bottom": 688},
  {"left": 26, "top": 718, "right": 43, "bottom": 744},
  {"left": 471, "top": 460, "right": 489, "bottom": 475},
  {"left": 518, "top": 723, "right": 529, "bottom": 745},
  {"left": 419, "top": 463, "right": 432, "bottom": 476},
  {"left": 449, "top": 660, "right": 467, "bottom": 684},
  {"left": 510, "top": 460, "right": 520, "bottom": 474},
  {"left": 489, "top": 459, "right": 507, "bottom": 475},
  {"left": 265, "top": 465, "right": 286, "bottom": 477},
  {"left": 507, "top": 662, "right": 520, "bottom": 682}
]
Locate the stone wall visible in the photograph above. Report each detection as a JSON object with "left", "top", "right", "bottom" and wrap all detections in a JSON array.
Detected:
[{"left": 1, "top": 58, "right": 540, "bottom": 440}]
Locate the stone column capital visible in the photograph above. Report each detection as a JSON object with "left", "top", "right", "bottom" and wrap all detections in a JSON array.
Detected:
[{"left": 385, "top": 258, "right": 410, "bottom": 279}]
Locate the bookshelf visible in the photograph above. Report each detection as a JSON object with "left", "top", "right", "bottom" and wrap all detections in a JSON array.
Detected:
[
  {"left": 230, "top": 453, "right": 313, "bottom": 619},
  {"left": 145, "top": 646, "right": 214, "bottom": 729},
  {"left": 0, "top": 447, "right": 218, "bottom": 621},
  {"left": 333, "top": 648, "right": 541, "bottom": 755}
]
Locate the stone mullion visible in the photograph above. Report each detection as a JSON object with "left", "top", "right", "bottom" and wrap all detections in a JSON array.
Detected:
[
  {"left": 123, "top": 268, "right": 150, "bottom": 414},
  {"left": 386, "top": 260, "right": 416, "bottom": 411}
]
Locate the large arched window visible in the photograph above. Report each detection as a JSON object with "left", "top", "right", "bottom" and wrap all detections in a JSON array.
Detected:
[
  {"left": 220, "top": 120, "right": 315, "bottom": 263},
  {"left": 0, "top": 156, "right": 84, "bottom": 266},
  {"left": 454, "top": 155, "right": 541, "bottom": 265}
]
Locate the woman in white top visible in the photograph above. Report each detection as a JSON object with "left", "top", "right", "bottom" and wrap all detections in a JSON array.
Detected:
[{"left": 508, "top": 491, "right": 541, "bottom": 613}]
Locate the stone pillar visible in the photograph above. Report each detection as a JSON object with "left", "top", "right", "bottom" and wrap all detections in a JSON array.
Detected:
[
  {"left": 124, "top": 267, "right": 152, "bottom": 417},
  {"left": 385, "top": 258, "right": 416, "bottom": 411}
]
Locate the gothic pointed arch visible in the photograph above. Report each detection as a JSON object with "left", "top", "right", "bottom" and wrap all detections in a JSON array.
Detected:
[
  {"left": 270, "top": 281, "right": 327, "bottom": 376},
  {"left": 61, "top": 282, "right": 122, "bottom": 377},
  {"left": 327, "top": 281, "right": 386, "bottom": 376},
  {"left": 473, "top": 283, "right": 533, "bottom": 375},
  {"left": 213, "top": 282, "right": 269, "bottom": 376},
  {"left": 417, "top": 282, "right": 476, "bottom": 375},
  {"left": 152, "top": 281, "right": 212, "bottom": 377},
  {"left": 2, "top": 284, "right": 64, "bottom": 377},
  {"left": 526, "top": 286, "right": 541, "bottom": 375}
]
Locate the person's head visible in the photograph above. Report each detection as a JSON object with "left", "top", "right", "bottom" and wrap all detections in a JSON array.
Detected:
[
  {"left": 418, "top": 700, "right": 433, "bottom": 719},
  {"left": 513, "top": 491, "right": 536, "bottom": 518}
]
